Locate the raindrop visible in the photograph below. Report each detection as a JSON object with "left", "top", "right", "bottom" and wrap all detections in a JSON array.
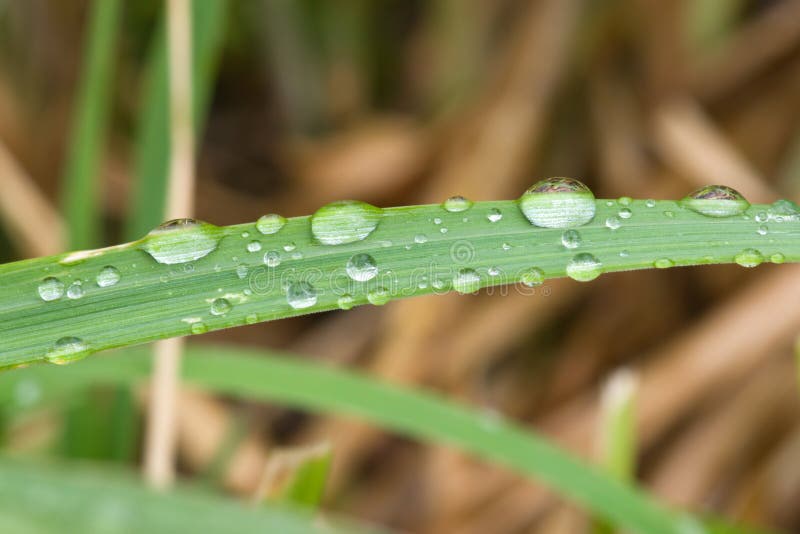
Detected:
[
  {"left": 520, "top": 267, "right": 545, "bottom": 287},
  {"left": 735, "top": 248, "right": 763, "bottom": 268},
  {"left": 236, "top": 265, "right": 248, "bottom": 279},
  {"left": 487, "top": 208, "right": 503, "bottom": 222},
  {"left": 566, "top": 253, "right": 603, "bottom": 282},
  {"left": 755, "top": 211, "right": 768, "bottom": 223},
  {"left": 263, "top": 251, "right": 281, "bottom": 267},
  {"left": 664, "top": 211, "right": 675, "bottom": 218},
  {"left": 757, "top": 225, "right": 768, "bottom": 236},
  {"left": 38, "top": 277, "right": 65, "bottom": 301},
  {"left": 46, "top": 337, "right": 89, "bottom": 365},
  {"left": 311, "top": 200, "right": 383, "bottom": 245},
  {"left": 518, "top": 177, "right": 596, "bottom": 228},
  {"left": 770, "top": 253, "right": 786, "bottom": 264},
  {"left": 287, "top": 281, "right": 318, "bottom": 309},
  {"left": 440, "top": 227, "right": 448, "bottom": 234},
  {"left": 654, "top": 258, "right": 674, "bottom": 269},
  {"left": 210, "top": 298, "right": 232, "bottom": 316},
  {"left": 191, "top": 322, "right": 207, "bottom": 334},
  {"left": 96, "top": 266, "right": 120, "bottom": 287},
  {"left": 680, "top": 185, "right": 749, "bottom": 217},
  {"left": 618, "top": 197, "right": 632, "bottom": 206},
  {"left": 283, "top": 242, "right": 296, "bottom": 252},
  {"left": 770, "top": 199, "right": 800, "bottom": 221},
  {"left": 442, "top": 195, "right": 473, "bottom": 213},
  {"left": 619, "top": 250, "right": 630, "bottom": 257},
  {"left": 346, "top": 253, "right": 378, "bottom": 282},
  {"left": 502, "top": 242, "right": 512, "bottom": 251},
  {"left": 433, "top": 217, "right": 442, "bottom": 225},
  {"left": 142, "top": 218, "right": 219, "bottom": 265},
  {"left": 645, "top": 199, "right": 656, "bottom": 208},
  {"left": 367, "top": 287, "right": 390, "bottom": 306},
  {"left": 605, "top": 216, "right": 621, "bottom": 230},
  {"left": 618, "top": 208, "right": 632, "bottom": 219},
  {"left": 414, "top": 234, "right": 428, "bottom": 244},
  {"left": 245, "top": 313, "right": 258, "bottom": 324},
  {"left": 256, "top": 214, "right": 287, "bottom": 235},
  {"left": 67, "top": 281, "right": 84, "bottom": 300},
  {"left": 452, "top": 268, "right": 481, "bottom": 294},
  {"left": 247, "top": 241, "right": 262, "bottom": 253},
  {"left": 337, "top": 294, "right": 355, "bottom": 310},
  {"left": 488, "top": 266, "right": 501, "bottom": 277},
  {"left": 561, "top": 229, "right": 582, "bottom": 249}
]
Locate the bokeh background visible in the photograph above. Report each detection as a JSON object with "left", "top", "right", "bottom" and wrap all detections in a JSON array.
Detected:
[{"left": 1, "top": 0, "right": 800, "bottom": 532}]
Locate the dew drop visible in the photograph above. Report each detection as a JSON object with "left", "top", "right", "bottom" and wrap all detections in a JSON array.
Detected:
[
  {"left": 502, "top": 242, "right": 512, "bottom": 251},
  {"left": 561, "top": 229, "right": 582, "bottom": 249},
  {"left": 283, "top": 242, "right": 296, "bottom": 252},
  {"left": 769, "top": 199, "right": 800, "bottom": 221},
  {"left": 210, "top": 297, "right": 232, "bottom": 316},
  {"left": 236, "top": 265, "right": 248, "bottom": 279},
  {"left": 38, "top": 277, "right": 65, "bottom": 301},
  {"left": 433, "top": 217, "right": 442, "bottom": 225},
  {"left": 734, "top": 248, "right": 763, "bottom": 268},
  {"left": 67, "top": 281, "right": 84, "bottom": 300},
  {"left": 46, "top": 337, "right": 89, "bottom": 365},
  {"left": 345, "top": 253, "right": 378, "bottom": 282},
  {"left": 287, "top": 281, "right": 318, "bottom": 309},
  {"left": 605, "top": 216, "right": 621, "bottom": 230},
  {"left": 488, "top": 266, "right": 501, "bottom": 277},
  {"left": 247, "top": 241, "right": 262, "bottom": 253},
  {"left": 520, "top": 267, "right": 545, "bottom": 287},
  {"left": 338, "top": 294, "right": 355, "bottom": 310},
  {"left": 518, "top": 177, "right": 596, "bottom": 228},
  {"left": 645, "top": 199, "right": 656, "bottom": 208},
  {"left": 452, "top": 268, "right": 481, "bottom": 294},
  {"left": 142, "top": 218, "right": 219, "bottom": 265},
  {"left": 245, "top": 313, "right": 258, "bottom": 324},
  {"left": 311, "top": 200, "right": 382, "bottom": 245},
  {"left": 664, "top": 210, "right": 675, "bottom": 218},
  {"left": 263, "top": 251, "right": 281, "bottom": 267},
  {"left": 757, "top": 225, "right": 768, "bottom": 236},
  {"left": 566, "top": 253, "right": 603, "bottom": 282},
  {"left": 256, "top": 214, "right": 287, "bottom": 235},
  {"left": 414, "top": 234, "right": 428, "bottom": 244},
  {"left": 191, "top": 322, "right": 208, "bottom": 334},
  {"left": 755, "top": 211, "right": 768, "bottom": 223},
  {"left": 442, "top": 195, "right": 473, "bottom": 213},
  {"left": 618, "top": 208, "right": 632, "bottom": 219},
  {"left": 654, "top": 258, "right": 674, "bottom": 269},
  {"left": 367, "top": 287, "right": 390, "bottom": 306},
  {"left": 618, "top": 196, "right": 632, "bottom": 206},
  {"left": 96, "top": 266, "right": 120, "bottom": 287},
  {"left": 770, "top": 253, "right": 786, "bottom": 264},
  {"left": 681, "top": 185, "right": 749, "bottom": 217},
  {"left": 487, "top": 208, "right": 503, "bottom": 222},
  {"left": 619, "top": 250, "right": 630, "bottom": 257}
]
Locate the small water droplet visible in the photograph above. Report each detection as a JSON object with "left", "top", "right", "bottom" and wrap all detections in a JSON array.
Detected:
[
  {"left": 619, "top": 250, "right": 630, "bottom": 257},
  {"left": 605, "top": 216, "right": 621, "bottom": 230},
  {"left": 338, "top": 294, "right": 355, "bottom": 310},
  {"left": 433, "top": 217, "right": 442, "bottom": 225},
  {"left": 46, "top": 337, "right": 89, "bottom": 365},
  {"left": 256, "top": 214, "right": 287, "bottom": 235},
  {"left": 664, "top": 210, "right": 675, "bottom": 218},
  {"left": 520, "top": 267, "right": 545, "bottom": 287},
  {"left": 654, "top": 258, "right": 674, "bottom": 269},
  {"left": 283, "top": 242, "right": 296, "bottom": 252},
  {"left": 311, "top": 200, "right": 383, "bottom": 245},
  {"left": 518, "top": 177, "right": 596, "bottom": 228},
  {"left": 210, "top": 297, "right": 232, "bottom": 316},
  {"left": 453, "top": 268, "right": 481, "bottom": 294},
  {"left": 755, "top": 211, "right": 768, "bottom": 223},
  {"left": 38, "top": 277, "right": 65, "bottom": 301},
  {"left": 263, "top": 251, "right": 281, "bottom": 267},
  {"left": 681, "top": 185, "right": 749, "bottom": 217},
  {"left": 287, "top": 281, "right": 318, "bottom": 309},
  {"left": 245, "top": 313, "right": 258, "bottom": 324},
  {"left": 236, "top": 265, "right": 248, "bottom": 279},
  {"left": 142, "top": 219, "right": 219, "bottom": 265},
  {"left": 645, "top": 199, "right": 656, "bottom": 208},
  {"left": 488, "top": 266, "right": 501, "bottom": 277},
  {"left": 770, "top": 253, "right": 785, "bottom": 264},
  {"left": 618, "top": 196, "right": 632, "bottom": 206},
  {"left": 735, "top": 248, "right": 763, "bottom": 268},
  {"left": 96, "top": 266, "right": 120, "bottom": 287},
  {"left": 346, "top": 253, "right": 378, "bottom": 282},
  {"left": 367, "top": 287, "right": 390, "bottom": 306},
  {"left": 241, "top": 231, "right": 250, "bottom": 238},
  {"left": 247, "top": 241, "right": 262, "bottom": 253},
  {"left": 487, "top": 208, "right": 503, "bottom": 222},
  {"left": 561, "top": 229, "right": 582, "bottom": 249},
  {"left": 414, "top": 234, "right": 428, "bottom": 244},
  {"left": 757, "top": 225, "right": 768, "bottom": 236},
  {"left": 566, "top": 253, "right": 603, "bottom": 282},
  {"left": 67, "top": 281, "right": 84, "bottom": 299},
  {"left": 502, "top": 242, "right": 512, "bottom": 251},
  {"left": 191, "top": 322, "right": 208, "bottom": 334},
  {"left": 440, "top": 227, "right": 448, "bottom": 234},
  {"left": 442, "top": 195, "right": 473, "bottom": 213},
  {"left": 618, "top": 208, "right": 632, "bottom": 219}
]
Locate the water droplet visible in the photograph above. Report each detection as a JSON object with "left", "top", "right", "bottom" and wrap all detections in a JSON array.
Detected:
[
  {"left": 245, "top": 313, "right": 258, "bottom": 324},
  {"left": 442, "top": 195, "right": 473, "bottom": 213},
  {"left": 488, "top": 266, "right": 501, "bottom": 276},
  {"left": 433, "top": 217, "right": 442, "bottom": 225},
  {"left": 566, "top": 253, "right": 603, "bottom": 282},
  {"left": 520, "top": 267, "right": 545, "bottom": 287},
  {"left": 414, "top": 234, "right": 428, "bottom": 244},
  {"left": 681, "top": 185, "right": 749, "bottom": 217},
  {"left": 440, "top": 227, "right": 448, "bottom": 234},
  {"left": 256, "top": 214, "right": 287, "bottom": 235},
  {"left": 291, "top": 252, "right": 303, "bottom": 260},
  {"left": 619, "top": 250, "right": 630, "bottom": 257},
  {"left": 96, "top": 266, "right": 120, "bottom": 287},
  {"left": 502, "top": 242, "right": 512, "bottom": 251},
  {"left": 210, "top": 298, "right": 232, "bottom": 316},
  {"left": 453, "top": 268, "right": 481, "bottom": 294},
  {"left": 311, "top": 200, "right": 382, "bottom": 245},
  {"left": 287, "top": 281, "right": 318, "bottom": 309},
  {"left": 757, "top": 225, "right": 768, "bottom": 236},
  {"left": 367, "top": 287, "right": 390, "bottom": 306},
  {"left": 67, "top": 281, "right": 84, "bottom": 299},
  {"left": 618, "top": 196, "right": 632, "bottom": 206},
  {"left": 263, "top": 251, "right": 281, "bottom": 267},
  {"left": 38, "top": 277, "right": 65, "bottom": 301},
  {"left": 645, "top": 199, "right": 656, "bottom": 208},
  {"left": 664, "top": 210, "right": 675, "bottom": 218},
  {"left": 618, "top": 208, "right": 632, "bottom": 219},
  {"left": 561, "top": 229, "right": 582, "bottom": 249},
  {"left": 770, "top": 253, "right": 785, "bottom": 264},
  {"left": 487, "top": 208, "right": 503, "bottom": 222},
  {"left": 142, "top": 219, "right": 219, "bottom": 265},
  {"left": 247, "top": 241, "right": 262, "bottom": 253},
  {"left": 755, "top": 211, "right": 768, "bottom": 223},
  {"left": 283, "top": 242, "right": 296, "bottom": 252},
  {"left": 346, "top": 253, "right": 378, "bottom": 282},
  {"left": 769, "top": 199, "right": 800, "bottom": 221},
  {"left": 654, "top": 258, "right": 674, "bottom": 269},
  {"left": 236, "top": 265, "right": 248, "bottom": 279},
  {"left": 518, "top": 177, "right": 596, "bottom": 228},
  {"left": 605, "top": 216, "right": 621, "bottom": 230},
  {"left": 191, "top": 322, "right": 207, "bottom": 334},
  {"left": 46, "top": 337, "right": 89, "bottom": 365},
  {"left": 735, "top": 248, "right": 763, "bottom": 268},
  {"left": 337, "top": 294, "right": 355, "bottom": 310},
  {"left": 241, "top": 231, "right": 250, "bottom": 238}
]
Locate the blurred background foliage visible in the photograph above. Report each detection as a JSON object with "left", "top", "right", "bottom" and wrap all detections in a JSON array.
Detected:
[{"left": 1, "top": 0, "right": 800, "bottom": 532}]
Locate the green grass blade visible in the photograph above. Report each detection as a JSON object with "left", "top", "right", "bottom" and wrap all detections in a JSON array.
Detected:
[
  {"left": 0, "top": 346, "right": 769, "bottom": 534},
  {"left": 60, "top": 0, "right": 121, "bottom": 250},
  {"left": 1, "top": 197, "right": 798, "bottom": 367},
  {"left": 274, "top": 444, "right": 332, "bottom": 509},
  {"left": 124, "top": 0, "right": 227, "bottom": 241},
  {"left": 0, "top": 457, "right": 380, "bottom": 534}
]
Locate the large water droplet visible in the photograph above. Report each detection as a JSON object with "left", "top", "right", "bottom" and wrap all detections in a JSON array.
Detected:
[
  {"left": 561, "top": 229, "right": 582, "bottom": 249},
  {"left": 771, "top": 253, "right": 786, "bottom": 264},
  {"left": 520, "top": 267, "right": 545, "bottom": 287},
  {"left": 605, "top": 216, "right": 621, "bottom": 230},
  {"left": 311, "top": 200, "right": 382, "bottom": 245},
  {"left": 142, "top": 218, "right": 219, "bottom": 265},
  {"left": 346, "top": 253, "right": 378, "bottom": 282},
  {"left": 210, "top": 298, "right": 232, "bottom": 315},
  {"left": 287, "top": 281, "right": 318, "bottom": 309},
  {"left": 96, "top": 266, "right": 120, "bottom": 287},
  {"left": 487, "top": 208, "right": 502, "bottom": 222},
  {"left": 453, "top": 268, "right": 481, "bottom": 294},
  {"left": 681, "top": 185, "right": 749, "bottom": 217},
  {"left": 256, "top": 214, "right": 287, "bottom": 235},
  {"left": 442, "top": 195, "right": 473, "bottom": 213},
  {"left": 38, "top": 277, "right": 65, "bottom": 301},
  {"left": 518, "top": 177, "right": 596, "bottom": 228},
  {"left": 263, "top": 251, "right": 281, "bottom": 267},
  {"left": 566, "top": 253, "right": 603, "bottom": 282},
  {"left": 67, "top": 281, "right": 84, "bottom": 300},
  {"left": 46, "top": 337, "right": 89, "bottom": 365},
  {"left": 735, "top": 248, "right": 763, "bottom": 268}
]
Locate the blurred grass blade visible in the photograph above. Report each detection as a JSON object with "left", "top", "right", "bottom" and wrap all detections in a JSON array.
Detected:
[
  {"left": 125, "top": 0, "right": 227, "bottom": 241},
  {"left": 0, "top": 346, "right": 768, "bottom": 534},
  {"left": 257, "top": 442, "right": 332, "bottom": 510},
  {"left": 0, "top": 458, "right": 380, "bottom": 534},
  {"left": 61, "top": 0, "right": 121, "bottom": 250}
]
